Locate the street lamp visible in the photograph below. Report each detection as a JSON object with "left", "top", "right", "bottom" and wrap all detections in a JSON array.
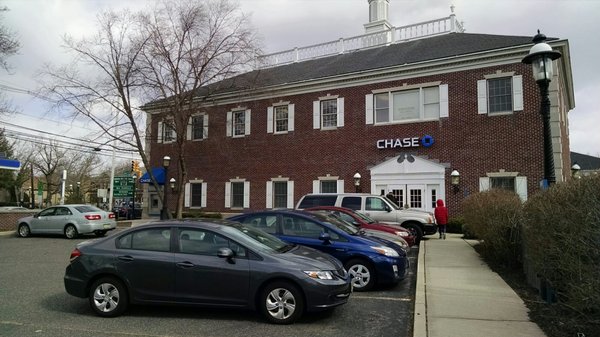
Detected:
[
  {"left": 161, "top": 156, "right": 171, "bottom": 220},
  {"left": 76, "top": 181, "right": 80, "bottom": 203},
  {"left": 571, "top": 163, "right": 581, "bottom": 178},
  {"left": 451, "top": 169, "right": 460, "bottom": 194},
  {"left": 353, "top": 172, "right": 361, "bottom": 193},
  {"left": 169, "top": 178, "right": 176, "bottom": 191},
  {"left": 132, "top": 173, "right": 137, "bottom": 220},
  {"left": 522, "top": 30, "right": 562, "bottom": 187}
]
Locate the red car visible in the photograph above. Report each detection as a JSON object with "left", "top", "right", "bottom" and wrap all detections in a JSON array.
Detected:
[{"left": 306, "top": 206, "right": 416, "bottom": 247}]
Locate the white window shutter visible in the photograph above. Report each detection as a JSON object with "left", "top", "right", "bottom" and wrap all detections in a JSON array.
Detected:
[
  {"left": 513, "top": 75, "right": 524, "bottom": 111},
  {"left": 479, "top": 177, "right": 490, "bottom": 191},
  {"left": 313, "top": 180, "right": 319, "bottom": 193},
  {"left": 337, "top": 97, "right": 344, "bottom": 127},
  {"left": 439, "top": 84, "right": 449, "bottom": 118},
  {"left": 157, "top": 121, "right": 164, "bottom": 143},
  {"left": 337, "top": 180, "right": 345, "bottom": 193},
  {"left": 201, "top": 182, "right": 207, "bottom": 208},
  {"left": 287, "top": 181, "right": 295, "bottom": 209},
  {"left": 477, "top": 80, "right": 488, "bottom": 114},
  {"left": 267, "top": 107, "right": 274, "bottom": 133},
  {"left": 313, "top": 101, "right": 320, "bottom": 129},
  {"left": 203, "top": 114, "right": 209, "bottom": 139},
  {"left": 184, "top": 183, "right": 190, "bottom": 207},
  {"left": 225, "top": 182, "right": 231, "bottom": 208},
  {"left": 365, "top": 94, "right": 374, "bottom": 124},
  {"left": 243, "top": 181, "right": 250, "bottom": 208},
  {"left": 226, "top": 111, "right": 232, "bottom": 137},
  {"left": 266, "top": 181, "right": 273, "bottom": 208},
  {"left": 186, "top": 118, "right": 192, "bottom": 141},
  {"left": 245, "top": 109, "right": 251, "bottom": 135},
  {"left": 288, "top": 104, "right": 295, "bottom": 131},
  {"left": 515, "top": 176, "right": 528, "bottom": 202}
]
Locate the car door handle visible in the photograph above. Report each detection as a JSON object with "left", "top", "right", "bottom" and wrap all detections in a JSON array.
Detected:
[
  {"left": 117, "top": 255, "right": 134, "bottom": 262},
  {"left": 176, "top": 261, "right": 195, "bottom": 268}
]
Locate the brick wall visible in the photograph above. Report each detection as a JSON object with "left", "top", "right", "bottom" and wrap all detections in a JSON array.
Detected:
[
  {"left": 0, "top": 212, "right": 37, "bottom": 232},
  {"left": 148, "top": 62, "right": 555, "bottom": 215}
]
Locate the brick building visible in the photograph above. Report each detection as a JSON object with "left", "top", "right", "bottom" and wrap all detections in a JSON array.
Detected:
[{"left": 142, "top": 1, "right": 574, "bottom": 217}]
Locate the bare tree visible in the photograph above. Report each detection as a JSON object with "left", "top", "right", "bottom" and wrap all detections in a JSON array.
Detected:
[
  {"left": 39, "top": 0, "right": 261, "bottom": 218},
  {"left": 0, "top": 4, "right": 20, "bottom": 116}
]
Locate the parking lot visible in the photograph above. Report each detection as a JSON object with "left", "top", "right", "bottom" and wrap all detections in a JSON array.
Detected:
[{"left": 0, "top": 230, "right": 418, "bottom": 337}]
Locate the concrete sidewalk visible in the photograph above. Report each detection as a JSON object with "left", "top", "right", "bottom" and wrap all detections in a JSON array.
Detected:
[{"left": 413, "top": 233, "right": 546, "bottom": 337}]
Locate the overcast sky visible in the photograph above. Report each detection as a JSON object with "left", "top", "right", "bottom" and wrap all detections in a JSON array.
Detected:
[{"left": 1, "top": 0, "right": 599, "bottom": 159}]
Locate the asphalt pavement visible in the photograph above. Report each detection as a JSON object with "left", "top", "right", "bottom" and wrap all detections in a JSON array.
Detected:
[{"left": 413, "top": 233, "right": 546, "bottom": 337}]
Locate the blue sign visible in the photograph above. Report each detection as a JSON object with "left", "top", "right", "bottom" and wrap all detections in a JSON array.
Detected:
[
  {"left": 421, "top": 135, "right": 434, "bottom": 148},
  {"left": 0, "top": 158, "right": 21, "bottom": 170}
]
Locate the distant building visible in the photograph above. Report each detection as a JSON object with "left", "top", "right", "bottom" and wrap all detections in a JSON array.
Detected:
[
  {"left": 143, "top": 1, "right": 575, "bottom": 215},
  {"left": 571, "top": 152, "right": 600, "bottom": 176}
]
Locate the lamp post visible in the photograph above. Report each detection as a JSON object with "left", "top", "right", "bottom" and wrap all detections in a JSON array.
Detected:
[
  {"left": 76, "top": 181, "right": 81, "bottom": 203},
  {"left": 132, "top": 173, "right": 137, "bottom": 220},
  {"left": 571, "top": 163, "right": 581, "bottom": 178},
  {"left": 451, "top": 169, "right": 460, "bottom": 194},
  {"left": 522, "top": 30, "right": 562, "bottom": 187},
  {"left": 353, "top": 172, "right": 361, "bottom": 193},
  {"left": 161, "top": 156, "right": 171, "bottom": 220}
]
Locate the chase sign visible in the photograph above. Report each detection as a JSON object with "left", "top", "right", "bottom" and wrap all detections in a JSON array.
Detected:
[{"left": 376, "top": 135, "right": 434, "bottom": 149}]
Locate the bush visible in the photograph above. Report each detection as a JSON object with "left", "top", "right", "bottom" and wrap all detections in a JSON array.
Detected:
[
  {"left": 446, "top": 216, "right": 465, "bottom": 234},
  {"left": 522, "top": 174, "right": 600, "bottom": 314},
  {"left": 461, "top": 189, "right": 523, "bottom": 267},
  {"left": 181, "top": 211, "right": 222, "bottom": 219}
]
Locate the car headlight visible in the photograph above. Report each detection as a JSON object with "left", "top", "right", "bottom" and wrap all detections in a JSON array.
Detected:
[
  {"left": 371, "top": 246, "right": 399, "bottom": 257},
  {"left": 395, "top": 231, "right": 409, "bottom": 237},
  {"left": 303, "top": 270, "right": 334, "bottom": 280}
]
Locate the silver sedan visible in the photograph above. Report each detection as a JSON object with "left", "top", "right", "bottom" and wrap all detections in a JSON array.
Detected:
[{"left": 16, "top": 204, "right": 117, "bottom": 239}]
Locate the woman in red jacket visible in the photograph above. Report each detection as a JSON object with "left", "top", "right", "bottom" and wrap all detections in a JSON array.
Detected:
[{"left": 434, "top": 199, "right": 448, "bottom": 239}]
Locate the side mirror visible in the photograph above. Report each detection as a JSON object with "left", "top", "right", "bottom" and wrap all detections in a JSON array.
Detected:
[
  {"left": 217, "top": 247, "right": 235, "bottom": 263},
  {"left": 319, "top": 232, "right": 331, "bottom": 244},
  {"left": 385, "top": 205, "right": 392, "bottom": 212},
  {"left": 33, "top": 213, "right": 40, "bottom": 218}
]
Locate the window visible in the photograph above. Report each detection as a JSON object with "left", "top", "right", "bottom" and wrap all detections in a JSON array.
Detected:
[
  {"left": 185, "top": 181, "right": 207, "bottom": 208},
  {"left": 410, "top": 189, "right": 422, "bottom": 208},
  {"left": 240, "top": 215, "right": 278, "bottom": 234},
  {"left": 281, "top": 216, "right": 337, "bottom": 239},
  {"left": 431, "top": 189, "right": 437, "bottom": 209},
  {"left": 374, "top": 87, "right": 440, "bottom": 123},
  {"left": 275, "top": 106, "right": 288, "bottom": 132},
  {"left": 227, "top": 109, "right": 251, "bottom": 137},
  {"left": 189, "top": 114, "right": 208, "bottom": 141},
  {"left": 341, "top": 197, "right": 361, "bottom": 211},
  {"left": 491, "top": 177, "right": 515, "bottom": 191},
  {"left": 266, "top": 179, "right": 294, "bottom": 209},
  {"left": 178, "top": 228, "right": 246, "bottom": 257},
  {"left": 158, "top": 119, "right": 176, "bottom": 143},
  {"left": 321, "top": 180, "right": 337, "bottom": 193},
  {"left": 118, "top": 228, "right": 171, "bottom": 252},
  {"left": 477, "top": 75, "right": 523, "bottom": 115},
  {"left": 392, "top": 189, "right": 403, "bottom": 207},
  {"left": 366, "top": 197, "right": 387, "bottom": 211},
  {"left": 297, "top": 195, "right": 337, "bottom": 209},
  {"left": 267, "top": 104, "right": 295, "bottom": 134},
  {"left": 273, "top": 182, "right": 288, "bottom": 208},
  {"left": 312, "top": 178, "right": 344, "bottom": 194},
  {"left": 226, "top": 180, "right": 249, "bottom": 209},
  {"left": 480, "top": 174, "right": 527, "bottom": 201},
  {"left": 313, "top": 97, "right": 344, "bottom": 129}
]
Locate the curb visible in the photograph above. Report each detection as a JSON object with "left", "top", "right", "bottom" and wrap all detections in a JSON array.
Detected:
[
  {"left": 0, "top": 230, "right": 16, "bottom": 237},
  {"left": 413, "top": 240, "right": 427, "bottom": 337}
]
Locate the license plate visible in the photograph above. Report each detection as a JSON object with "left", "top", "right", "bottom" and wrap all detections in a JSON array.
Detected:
[{"left": 103, "top": 224, "right": 111, "bottom": 229}]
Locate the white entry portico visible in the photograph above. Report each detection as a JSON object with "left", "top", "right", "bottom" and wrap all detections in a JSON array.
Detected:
[{"left": 369, "top": 155, "right": 448, "bottom": 212}]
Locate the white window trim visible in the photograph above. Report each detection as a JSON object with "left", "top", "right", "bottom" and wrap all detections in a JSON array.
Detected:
[
  {"left": 187, "top": 113, "right": 209, "bottom": 141},
  {"left": 368, "top": 84, "right": 447, "bottom": 125},
  {"left": 185, "top": 180, "right": 207, "bottom": 209},
  {"left": 227, "top": 109, "right": 251, "bottom": 138},
  {"left": 478, "top": 72, "right": 523, "bottom": 115},
  {"left": 225, "top": 179, "right": 250, "bottom": 209},
  {"left": 266, "top": 178, "right": 294, "bottom": 209},
  {"left": 313, "top": 95, "right": 344, "bottom": 130},
  {"left": 158, "top": 118, "right": 176, "bottom": 144},
  {"left": 312, "top": 176, "right": 344, "bottom": 194},
  {"left": 479, "top": 172, "right": 527, "bottom": 202},
  {"left": 267, "top": 103, "right": 295, "bottom": 134}
]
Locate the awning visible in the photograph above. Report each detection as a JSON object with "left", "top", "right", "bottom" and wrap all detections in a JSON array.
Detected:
[
  {"left": 139, "top": 167, "right": 165, "bottom": 184},
  {"left": 0, "top": 158, "right": 20, "bottom": 171}
]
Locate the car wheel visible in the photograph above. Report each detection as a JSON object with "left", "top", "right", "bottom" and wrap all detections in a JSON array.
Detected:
[
  {"left": 260, "top": 281, "right": 304, "bottom": 324},
  {"left": 64, "top": 224, "right": 78, "bottom": 239},
  {"left": 89, "top": 277, "right": 128, "bottom": 317},
  {"left": 94, "top": 230, "right": 107, "bottom": 237},
  {"left": 402, "top": 222, "right": 423, "bottom": 244},
  {"left": 17, "top": 223, "right": 30, "bottom": 238},
  {"left": 345, "top": 259, "right": 376, "bottom": 291}
]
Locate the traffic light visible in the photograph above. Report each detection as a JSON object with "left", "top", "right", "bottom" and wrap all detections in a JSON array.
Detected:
[
  {"left": 132, "top": 160, "right": 141, "bottom": 177},
  {"left": 131, "top": 160, "right": 135, "bottom": 172}
]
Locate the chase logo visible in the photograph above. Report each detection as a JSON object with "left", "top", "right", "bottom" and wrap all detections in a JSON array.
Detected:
[
  {"left": 421, "top": 135, "right": 434, "bottom": 148},
  {"left": 376, "top": 135, "right": 435, "bottom": 149}
]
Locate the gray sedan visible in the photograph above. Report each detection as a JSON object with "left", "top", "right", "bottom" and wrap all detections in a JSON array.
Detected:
[{"left": 16, "top": 204, "right": 117, "bottom": 239}]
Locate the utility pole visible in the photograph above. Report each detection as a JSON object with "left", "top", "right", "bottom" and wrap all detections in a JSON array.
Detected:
[{"left": 30, "top": 163, "right": 35, "bottom": 209}]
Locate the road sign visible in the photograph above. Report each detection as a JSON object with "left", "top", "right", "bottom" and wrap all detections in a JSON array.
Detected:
[{"left": 113, "top": 176, "right": 134, "bottom": 198}]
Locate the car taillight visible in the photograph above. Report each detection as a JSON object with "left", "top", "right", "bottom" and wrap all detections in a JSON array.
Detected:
[
  {"left": 70, "top": 248, "right": 82, "bottom": 262},
  {"left": 109, "top": 213, "right": 116, "bottom": 219},
  {"left": 85, "top": 214, "right": 102, "bottom": 220}
]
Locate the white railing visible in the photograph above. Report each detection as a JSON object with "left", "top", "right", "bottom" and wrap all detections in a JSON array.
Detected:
[{"left": 257, "top": 15, "right": 465, "bottom": 69}]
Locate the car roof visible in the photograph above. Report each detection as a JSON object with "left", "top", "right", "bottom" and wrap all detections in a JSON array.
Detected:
[{"left": 126, "top": 218, "right": 242, "bottom": 231}]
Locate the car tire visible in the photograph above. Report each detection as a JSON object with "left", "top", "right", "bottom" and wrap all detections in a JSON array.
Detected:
[
  {"left": 94, "top": 230, "right": 107, "bottom": 237},
  {"left": 17, "top": 223, "right": 30, "bottom": 238},
  {"left": 64, "top": 224, "right": 78, "bottom": 239},
  {"left": 260, "top": 281, "right": 304, "bottom": 324},
  {"left": 89, "top": 277, "right": 128, "bottom": 317},
  {"left": 345, "top": 259, "right": 376, "bottom": 291},
  {"left": 402, "top": 222, "right": 423, "bottom": 244}
]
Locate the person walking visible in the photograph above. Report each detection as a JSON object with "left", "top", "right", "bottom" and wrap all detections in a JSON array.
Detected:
[{"left": 434, "top": 199, "right": 448, "bottom": 239}]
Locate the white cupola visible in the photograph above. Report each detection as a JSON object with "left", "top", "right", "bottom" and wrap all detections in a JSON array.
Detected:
[{"left": 364, "top": 0, "right": 392, "bottom": 34}]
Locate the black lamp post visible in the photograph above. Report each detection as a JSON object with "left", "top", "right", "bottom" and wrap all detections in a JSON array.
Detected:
[
  {"left": 76, "top": 181, "right": 81, "bottom": 203},
  {"left": 571, "top": 163, "right": 581, "bottom": 179},
  {"left": 451, "top": 169, "right": 460, "bottom": 194},
  {"left": 353, "top": 172, "right": 361, "bottom": 193},
  {"left": 131, "top": 173, "right": 137, "bottom": 220},
  {"left": 161, "top": 156, "right": 171, "bottom": 220},
  {"left": 522, "top": 30, "right": 562, "bottom": 187}
]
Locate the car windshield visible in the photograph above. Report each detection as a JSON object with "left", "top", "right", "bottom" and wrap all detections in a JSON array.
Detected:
[
  {"left": 351, "top": 210, "right": 378, "bottom": 224},
  {"left": 221, "top": 222, "right": 293, "bottom": 253},
  {"left": 310, "top": 212, "right": 359, "bottom": 235},
  {"left": 74, "top": 205, "right": 103, "bottom": 213}
]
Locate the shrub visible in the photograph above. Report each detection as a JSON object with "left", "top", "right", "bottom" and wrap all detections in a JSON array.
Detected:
[
  {"left": 522, "top": 174, "right": 600, "bottom": 314},
  {"left": 461, "top": 189, "right": 523, "bottom": 267},
  {"left": 446, "top": 216, "right": 464, "bottom": 234},
  {"left": 181, "top": 211, "right": 222, "bottom": 219}
]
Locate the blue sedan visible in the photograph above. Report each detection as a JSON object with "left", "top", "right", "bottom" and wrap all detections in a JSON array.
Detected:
[{"left": 229, "top": 210, "right": 408, "bottom": 291}]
